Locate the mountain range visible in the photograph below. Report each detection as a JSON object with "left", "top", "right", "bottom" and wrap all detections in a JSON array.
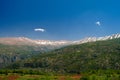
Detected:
[
  {"left": 0, "top": 34, "right": 120, "bottom": 46},
  {"left": 7, "top": 34, "right": 120, "bottom": 74},
  {"left": 0, "top": 33, "right": 120, "bottom": 69}
]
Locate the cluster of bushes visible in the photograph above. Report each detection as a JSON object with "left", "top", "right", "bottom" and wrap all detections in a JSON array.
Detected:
[
  {"left": 81, "top": 70, "right": 120, "bottom": 80},
  {"left": 0, "top": 69, "right": 54, "bottom": 75},
  {"left": 0, "top": 69, "right": 119, "bottom": 80}
]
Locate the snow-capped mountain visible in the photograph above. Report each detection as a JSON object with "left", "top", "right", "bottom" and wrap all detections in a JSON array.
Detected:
[
  {"left": 34, "top": 40, "right": 71, "bottom": 45},
  {"left": 74, "top": 34, "right": 120, "bottom": 44},
  {"left": 0, "top": 37, "right": 71, "bottom": 46},
  {"left": 0, "top": 34, "right": 120, "bottom": 46}
]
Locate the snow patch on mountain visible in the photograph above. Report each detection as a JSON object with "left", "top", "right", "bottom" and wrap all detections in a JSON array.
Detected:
[{"left": 74, "top": 34, "right": 120, "bottom": 44}]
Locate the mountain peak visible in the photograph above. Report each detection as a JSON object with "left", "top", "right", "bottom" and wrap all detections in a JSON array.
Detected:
[{"left": 74, "top": 33, "right": 120, "bottom": 44}]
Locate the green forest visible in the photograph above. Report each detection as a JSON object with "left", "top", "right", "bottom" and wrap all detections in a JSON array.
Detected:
[{"left": 0, "top": 38, "right": 120, "bottom": 80}]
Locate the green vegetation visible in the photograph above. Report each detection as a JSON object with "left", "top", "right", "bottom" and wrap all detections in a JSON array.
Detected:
[
  {"left": 0, "top": 74, "right": 81, "bottom": 80},
  {"left": 0, "top": 44, "right": 59, "bottom": 68},
  {"left": 80, "top": 70, "right": 120, "bottom": 80},
  {"left": 8, "top": 38, "right": 120, "bottom": 74},
  {"left": 0, "top": 70, "right": 119, "bottom": 80},
  {"left": 0, "top": 38, "right": 120, "bottom": 79},
  {"left": 0, "top": 44, "right": 42, "bottom": 68}
]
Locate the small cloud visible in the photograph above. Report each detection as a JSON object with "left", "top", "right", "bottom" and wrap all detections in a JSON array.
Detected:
[
  {"left": 95, "top": 21, "right": 101, "bottom": 26},
  {"left": 34, "top": 28, "right": 45, "bottom": 32}
]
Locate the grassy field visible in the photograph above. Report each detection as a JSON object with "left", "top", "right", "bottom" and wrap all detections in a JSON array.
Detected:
[
  {"left": 0, "top": 73, "right": 120, "bottom": 80},
  {"left": 0, "top": 74, "right": 81, "bottom": 80}
]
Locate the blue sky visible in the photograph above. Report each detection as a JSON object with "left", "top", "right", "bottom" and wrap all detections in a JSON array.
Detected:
[{"left": 0, "top": 0, "right": 120, "bottom": 40}]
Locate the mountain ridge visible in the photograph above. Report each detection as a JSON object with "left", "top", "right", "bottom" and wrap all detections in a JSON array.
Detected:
[
  {"left": 0, "top": 33, "right": 120, "bottom": 73},
  {"left": 0, "top": 34, "right": 120, "bottom": 46},
  {"left": 7, "top": 36, "right": 120, "bottom": 73}
]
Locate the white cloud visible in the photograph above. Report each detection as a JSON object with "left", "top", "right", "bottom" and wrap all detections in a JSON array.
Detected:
[
  {"left": 34, "top": 28, "right": 45, "bottom": 32},
  {"left": 95, "top": 21, "right": 101, "bottom": 26}
]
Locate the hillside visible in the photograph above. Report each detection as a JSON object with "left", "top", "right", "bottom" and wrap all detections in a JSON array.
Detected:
[
  {"left": 10, "top": 38, "right": 120, "bottom": 74},
  {"left": 0, "top": 44, "right": 61, "bottom": 68},
  {"left": 0, "top": 37, "right": 70, "bottom": 68}
]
